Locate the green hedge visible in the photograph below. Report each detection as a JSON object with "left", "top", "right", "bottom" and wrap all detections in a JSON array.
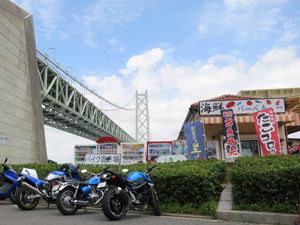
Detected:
[
  {"left": 229, "top": 155, "right": 300, "bottom": 213},
  {"left": 9, "top": 159, "right": 227, "bottom": 206}
]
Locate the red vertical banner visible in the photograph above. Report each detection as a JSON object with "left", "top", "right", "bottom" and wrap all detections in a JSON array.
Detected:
[{"left": 252, "top": 108, "right": 280, "bottom": 156}]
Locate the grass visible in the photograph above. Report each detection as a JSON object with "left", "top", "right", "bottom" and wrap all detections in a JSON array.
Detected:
[{"left": 158, "top": 201, "right": 218, "bottom": 219}]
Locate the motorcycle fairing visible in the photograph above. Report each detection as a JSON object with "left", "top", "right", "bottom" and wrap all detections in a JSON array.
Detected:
[
  {"left": 0, "top": 171, "right": 19, "bottom": 200},
  {"left": 20, "top": 173, "right": 45, "bottom": 186},
  {"left": 4, "top": 170, "right": 18, "bottom": 183}
]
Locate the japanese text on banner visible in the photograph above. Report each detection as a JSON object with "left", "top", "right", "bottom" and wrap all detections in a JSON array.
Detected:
[
  {"left": 183, "top": 122, "right": 206, "bottom": 160},
  {"left": 252, "top": 108, "right": 280, "bottom": 155},
  {"left": 221, "top": 109, "right": 240, "bottom": 158}
]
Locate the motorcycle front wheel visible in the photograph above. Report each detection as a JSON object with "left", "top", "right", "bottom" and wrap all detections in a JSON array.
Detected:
[
  {"left": 101, "top": 189, "right": 126, "bottom": 220},
  {"left": 150, "top": 191, "right": 161, "bottom": 216},
  {"left": 16, "top": 186, "right": 39, "bottom": 210},
  {"left": 9, "top": 186, "right": 18, "bottom": 204},
  {"left": 56, "top": 187, "right": 78, "bottom": 215}
]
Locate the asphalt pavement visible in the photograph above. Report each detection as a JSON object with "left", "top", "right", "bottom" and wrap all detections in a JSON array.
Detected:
[{"left": 0, "top": 201, "right": 272, "bottom": 225}]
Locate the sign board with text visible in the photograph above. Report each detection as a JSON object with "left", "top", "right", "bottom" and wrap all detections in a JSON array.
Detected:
[
  {"left": 84, "top": 154, "right": 120, "bottom": 165},
  {"left": 199, "top": 98, "right": 285, "bottom": 115}
]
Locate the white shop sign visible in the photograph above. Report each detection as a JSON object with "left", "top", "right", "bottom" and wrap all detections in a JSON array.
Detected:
[
  {"left": 199, "top": 98, "right": 285, "bottom": 115},
  {"left": 84, "top": 154, "right": 120, "bottom": 165}
]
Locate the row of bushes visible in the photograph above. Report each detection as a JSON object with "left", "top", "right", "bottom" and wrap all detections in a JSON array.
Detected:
[
  {"left": 8, "top": 159, "right": 227, "bottom": 207},
  {"left": 229, "top": 155, "right": 300, "bottom": 213},
  {"left": 9, "top": 155, "right": 300, "bottom": 214}
]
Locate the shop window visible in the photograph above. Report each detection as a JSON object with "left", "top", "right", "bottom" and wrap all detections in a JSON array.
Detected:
[{"left": 241, "top": 140, "right": 259, "bottom": 157}]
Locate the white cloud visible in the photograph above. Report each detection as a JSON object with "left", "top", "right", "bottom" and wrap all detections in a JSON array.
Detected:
[
  {"left": 196, "top": 0, "right": 296, "bottom": 45},
  {"left": 12, "top": 0, "right": 64, "bottom": 39},
  {"left": 197, "top": 24, "right": 207, "bottom": 34},
  {"left": 45, "top": 125, "right": 95, "bottom": 164},
  {"left": 11, "top": 0, "right": 143, "bottom": 46},
  {"left": 119, "top": 48, "right": 164, "bottom": 76},
  {"left": 224, "top": 0, "right": 287, "bottom": 9},
  {"left": 74, "top": 0, "right": 143, "bottom": 47}
]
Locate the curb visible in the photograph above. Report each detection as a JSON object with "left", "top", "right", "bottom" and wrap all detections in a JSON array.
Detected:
[{"left": 217, "top": 209, "right": 298, "bottom": 225}]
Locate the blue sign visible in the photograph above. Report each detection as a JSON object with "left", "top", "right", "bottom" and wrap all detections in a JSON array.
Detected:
[{"left": 183, "top": 122, "right": 206, "bottom": 160}]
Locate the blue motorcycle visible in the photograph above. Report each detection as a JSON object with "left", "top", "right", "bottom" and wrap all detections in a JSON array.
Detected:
[
  {"left": 100, "top": 156, "right": 161, "bottom": 220},
  {"left": 0, "top": 158, "right": 20, "bottom": 204},
  {"left": 16, "top": 163, "right": 80, "bottom": 210},
  {"left": 56, "top": 168, "right": 106, "bottom": 215}
]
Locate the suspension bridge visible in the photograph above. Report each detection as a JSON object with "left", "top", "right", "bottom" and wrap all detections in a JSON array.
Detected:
[{"left": 36, "top": 49, "right": 149, "bottom": 143}]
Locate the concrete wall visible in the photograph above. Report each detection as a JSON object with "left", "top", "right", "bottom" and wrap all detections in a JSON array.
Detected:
[{"left": 0, "top": 0, "right": 47, "bottom": 164}]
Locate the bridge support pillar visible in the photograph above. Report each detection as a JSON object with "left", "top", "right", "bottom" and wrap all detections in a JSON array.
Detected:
[{"left": 0, "top": 0, "right": 47, "bottom": 163}]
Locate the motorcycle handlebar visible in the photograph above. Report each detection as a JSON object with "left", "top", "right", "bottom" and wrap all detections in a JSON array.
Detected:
[{"left": 146, "top": 165, "right": 158, "bottom": 173}]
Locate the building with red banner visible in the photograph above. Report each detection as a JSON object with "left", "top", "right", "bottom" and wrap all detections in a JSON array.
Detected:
[{"left": 178, "top": 87, "right": 300, "bottom": 168}]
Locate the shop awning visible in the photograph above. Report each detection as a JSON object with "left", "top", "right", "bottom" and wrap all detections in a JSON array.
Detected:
[
  {"left": 286, "top": 112, "right": 300, "bottom": 126},
  {"left": 200, "top": 113, "right": 297, "bottom": 125},
  {"left": 96, "top": 136, "right": 120, "bottom": 145}
]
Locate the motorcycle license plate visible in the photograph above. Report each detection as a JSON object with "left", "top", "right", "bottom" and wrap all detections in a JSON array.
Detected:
[
  {"left": 97, "top": 182, "right": 106, "bottom": 188},
  {"left": 52, "top": 185, "right": 59, "bottom": 191}
]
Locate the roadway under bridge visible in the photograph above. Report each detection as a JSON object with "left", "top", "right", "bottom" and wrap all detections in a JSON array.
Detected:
[{"left": 37, "top": 50, "right": 135, "bottom": 143}]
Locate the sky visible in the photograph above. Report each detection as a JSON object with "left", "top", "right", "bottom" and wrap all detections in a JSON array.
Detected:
[{"left": 10, "top": 0, "right": 300, "bottom": 164}]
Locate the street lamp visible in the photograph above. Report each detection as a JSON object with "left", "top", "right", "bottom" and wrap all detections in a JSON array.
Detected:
[{"left": 49, "top": 48, "right": 55, "bottom": 62}]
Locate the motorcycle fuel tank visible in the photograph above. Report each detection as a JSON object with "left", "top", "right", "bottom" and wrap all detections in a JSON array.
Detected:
[
  {"left": 45, "top": 171, "right": 65, "bottom": 181},
  {"left": 127, "top": 172, "right": 152, "bottom": 184},
  {"left": 88, "top": 176, "right": 99, "bottom": 186}
]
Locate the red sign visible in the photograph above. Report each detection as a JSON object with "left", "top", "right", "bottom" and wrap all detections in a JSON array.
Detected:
[{"left": 252, "top": 108, "right": 280, "bottom": 155}]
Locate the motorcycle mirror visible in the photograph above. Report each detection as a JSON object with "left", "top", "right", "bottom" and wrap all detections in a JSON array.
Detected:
[
  {"left": 122, "top": 169, "right": 128, "bottom": 173},
  {"left": 63, "top": 168, "right": 66, "bottom": 171},
  {"left": 81, "top": 169, "right": 87, "bottom": 173},
  {"left": 4, "top": 158, "right": 7, "bottom": 163},
  {"left": 150, "top": 156, "right": 156, "bottom": 162}
]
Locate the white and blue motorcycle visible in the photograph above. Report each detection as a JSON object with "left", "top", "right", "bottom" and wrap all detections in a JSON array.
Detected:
[{"left": 16, "top": 163, "right": 80, "bottom": 210}]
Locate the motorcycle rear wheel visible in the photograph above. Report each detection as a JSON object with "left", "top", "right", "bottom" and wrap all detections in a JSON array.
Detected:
[
  {"left": 102, "top": 189, "right": 126, "bottom": 220},
  {"left": 56, "top": 187, "right": 78, "bottom": 215},
  {"left": 150, "top": 192, "right": 161, "bottom": 216},
  {"left": 16, "top": 186, "right": 39, "bottom": 210}
]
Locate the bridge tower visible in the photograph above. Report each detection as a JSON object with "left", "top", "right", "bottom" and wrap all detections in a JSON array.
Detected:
[{"left": 136, "top": 90, "right": 150, "bottom": 142}]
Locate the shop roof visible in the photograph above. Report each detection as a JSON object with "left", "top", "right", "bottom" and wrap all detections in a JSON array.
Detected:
[{"left": 190, "top": 94, "right": 263, "bottom": 107}]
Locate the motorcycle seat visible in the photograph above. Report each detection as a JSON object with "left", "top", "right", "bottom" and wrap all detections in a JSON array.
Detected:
[
  {"left": 38, "top": 177, "right": 48, "bottom": 182},
  {"left": 79, "top": 181, "right": 89, "bottom": 186}
]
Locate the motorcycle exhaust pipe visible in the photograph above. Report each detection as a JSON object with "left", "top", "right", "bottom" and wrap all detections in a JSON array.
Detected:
[
  {"left": 21, "top": 181, "right": 49, "bottom": 202},
  {"left": 70, "top": 200, "right": 88, "bottom": 206},
  {"left": 70, "top": 191, "right": 104, "bottom": 206},
  {"left": 115, "top": 187, "right": 128, "bottom": 204}
]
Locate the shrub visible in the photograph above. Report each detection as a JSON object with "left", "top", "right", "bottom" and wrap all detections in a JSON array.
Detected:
[{"left": 229, "top": 155, "right": 300, "bottom": 212}]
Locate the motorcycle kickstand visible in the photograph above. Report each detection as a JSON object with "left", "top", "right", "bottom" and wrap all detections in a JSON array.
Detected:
[
  {"left": 84, "top": 206, "right": 87, "bottom": 213},
  {"left": 47, "top": 202, "right": 50, "bottom": 209}
]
